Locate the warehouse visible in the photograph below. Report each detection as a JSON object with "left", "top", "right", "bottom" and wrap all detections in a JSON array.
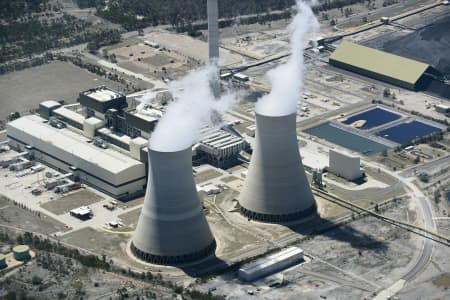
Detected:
[
  {"left": 6, "top": 115, "right": 146, "bottom": 200},
  {"left": 238, "top": 247, "right": 304, "bottom": 282},
  {"left": 329, "top": 41, "right": 440, "bottom": 90}
]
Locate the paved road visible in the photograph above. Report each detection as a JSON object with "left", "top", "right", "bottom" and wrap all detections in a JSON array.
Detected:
[
  {"left": 400, "top": 178, "right": 436, "bottom": 282},
  {"left": 366, "top": 160, "right": 437, "bottom": 297}
]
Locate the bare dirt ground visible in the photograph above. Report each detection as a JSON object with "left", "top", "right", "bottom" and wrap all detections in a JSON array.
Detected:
[
  {"left": 0, "top": 195, "right": 68, "bottom": 235},
  {"left": 41, "top": 190, "right": 104, "bottom": 215},
  {"left": 0, "top": 61, "right": 127, "bottom": 121}
]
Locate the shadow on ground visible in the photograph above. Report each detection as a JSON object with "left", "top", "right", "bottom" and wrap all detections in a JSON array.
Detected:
[
  {"left": 285, "top": 212, "right": 389, "bottom": 252},
  {"left": 179, "top": 254, "right": 231, "bottom": 277}
]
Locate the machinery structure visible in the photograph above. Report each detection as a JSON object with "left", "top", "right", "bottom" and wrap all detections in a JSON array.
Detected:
[{"left": 239, "top": 113, "right": 316, "bottom": 222}]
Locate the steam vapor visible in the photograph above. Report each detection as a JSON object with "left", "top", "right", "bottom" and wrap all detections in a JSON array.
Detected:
[
  {"left": 256, "top": 0, "right": 319, "bottom": 117},
  {"left": 149, "top": 65, "right": 236, "bottom": 152}
]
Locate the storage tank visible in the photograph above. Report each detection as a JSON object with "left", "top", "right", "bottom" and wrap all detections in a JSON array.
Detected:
[
  {"left": 13, "top": 245, "right": 31, "bottom": 261},
  {"left": 239, "top": 112, "right": 316, "bottom": 222},
  {"left": 0, "top": 253, "right": 6, "bottom": 269},
  {"left": 131, "top": 147, "right": 216, "bottom": 264}
]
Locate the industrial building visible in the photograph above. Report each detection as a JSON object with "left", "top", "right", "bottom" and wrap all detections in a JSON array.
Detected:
[
  {"left": 70, "top": 206, "right": 93, "bottom": 220},
  {"left": 6, "top": 115, "right": 146, "bottom": 200},
  {"left": 328, "top": 150, "right": 364, "bottom": 181},
  {"left": 435, "top": 104, "right": 450, "bottom": 115},
  {"left": 131, "top": 147, "right": 216, "bottom": 264},
  {"left": 6, "top": 84, "right": 246, "bottom": 199},
  {"left": 329, "top": 41, "right": 441, "bottom": 90},
  {"left": 238, "top": 247, "right": 304, "bottom": 282},
  {"left": 195, "top": 129, "right": 247, "bottom": 168},
  {"left": 239, "top": 113, "right": 317, "bottom": 223}
]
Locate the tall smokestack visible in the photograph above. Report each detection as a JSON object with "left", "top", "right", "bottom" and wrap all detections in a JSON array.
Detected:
[
  {"left": 131, "top": 147, "right": 216, "bottom": 264},
  {"left": 239, "top": 112, "right": 316, "bottom": 222},
  {"left": 207, "top": 0, "right": 220, "bottom": 98},
  {"left": 207, "top": 0, "right": 219, "bottom": 63}
]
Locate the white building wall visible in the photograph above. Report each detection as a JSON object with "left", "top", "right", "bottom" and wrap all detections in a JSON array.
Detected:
[
  {"left": 7, "top": 119, "right": 146, "bottom": 199},
  {"left": 329, "top": 150, "right": 362, "bottom": 181}
]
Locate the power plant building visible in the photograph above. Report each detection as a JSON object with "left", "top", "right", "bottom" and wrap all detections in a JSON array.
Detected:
[
  {"left": 6, "top": 115, "right": 146, "bottom": 200},
  {"left": 328, "top": 149, "right": 363, "bottom": 181},
  {"left": 131, "top": 147, "right": 216, "bottom": 264},
  {"left": 239, "top": 113, "right": 316, "bottom": 222},
  {"left": 195, "top": 129, "right": 247, "bottom": 168},
  {"left": 329, "top": 41, "right": 441, "bottom": 90},
  {"left": 6, "top": 86, "right": 246, "bottom": 199}
]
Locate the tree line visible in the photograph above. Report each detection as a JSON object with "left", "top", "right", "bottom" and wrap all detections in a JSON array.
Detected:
[
  {"left": 82, "top": 0, "right": 371, "bottom": 31},
  {"left": 0, "top": 0, "right": 51, "bottom": 20},
  {"left": 93, "top": 0, "right": 295, "bottom": 30},
  {"left": 0, "top": 12, "right": 121, "bottom": 63}
]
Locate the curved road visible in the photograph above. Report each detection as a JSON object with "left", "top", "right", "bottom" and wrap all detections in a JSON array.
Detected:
[{"left": 367, "top": 160, "right": 437, "bottom": 298}]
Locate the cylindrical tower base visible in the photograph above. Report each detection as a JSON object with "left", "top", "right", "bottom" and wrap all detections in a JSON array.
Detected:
[
  {"left": 131, "top": 240, "right": 216, "bottom": 265},
  {"left": 240, "top": 205, "right": 317, "bottom": 223}
]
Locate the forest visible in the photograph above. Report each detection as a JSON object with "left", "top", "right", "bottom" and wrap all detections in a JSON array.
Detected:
[
  {"left": 79, "top": 0, "right": 367, "bottom": 30},
  {"left": 0, "top": 1, "right": 120, "bottom": 63}
]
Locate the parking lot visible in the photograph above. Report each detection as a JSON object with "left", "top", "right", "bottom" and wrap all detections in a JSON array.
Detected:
[{"left": 0, "top": 149, "right": 145, "bottom": 237}]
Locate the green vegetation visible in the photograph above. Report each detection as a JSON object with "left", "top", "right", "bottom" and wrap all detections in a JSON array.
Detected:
[
  {"left": 76, "top": 0, "right": 100, "bottom": 9},
  {"left": 0, "top": 0, "right": 53, "bottom": 21},
  {"left": 94, "top": 0, "right": 368, "bottom": 31},
  {"left": 0, "top": 2, "right": 121, "bottom": 63},
  {"left": 1, "top": 231, "right": 219, "bottom": 299},
  {"left": 96, "top": 0, "right": 294, "bottom": 31}
]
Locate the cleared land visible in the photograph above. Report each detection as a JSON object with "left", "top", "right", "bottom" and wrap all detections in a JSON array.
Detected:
[
  {"left": 0, "top": 61, "right": 126, "bottom": 121},
  {"left": 118, "top": 207, "right": 141, "bottom": 229},
  {"left": 61, "top": 227, "right": 129, "bottom": 258},
  {"left": 0, "top": 195, "right": 68, "bottom": 234},
  {"left": 41, "top": 190, "right": 104, "bottom": 215},
  {"left": 195, "top": 169, "right": 223, "bottom": 183}
]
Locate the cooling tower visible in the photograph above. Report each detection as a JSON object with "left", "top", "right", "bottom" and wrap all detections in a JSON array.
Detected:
[
  {"left": 239, "top": 112, "right": 316, "bottom": 223},
  {"left": 131, "top": 147, "right": 216, "bottom": 265}
]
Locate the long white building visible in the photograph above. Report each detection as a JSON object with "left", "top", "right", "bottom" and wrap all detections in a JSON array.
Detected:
[
  {"left": 7, "top": 115, "right": 146, "bottom": 199},
  {"left": 238, "top": 247, "right": 304, "bottom": 282}
]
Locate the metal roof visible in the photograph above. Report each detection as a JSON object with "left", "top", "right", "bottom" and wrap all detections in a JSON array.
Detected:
[
  {"left": 70, "top": 206, "right": 92, "bottom": 216},
  {"left": 7, "top": 115, "right": 144, "bottom": 177},
  {"left": 82, "top": 87, "right": 122, "bottom": 102},
  {"left": 330, "top": 41, "right": 429, "bottom": 86},
  {"left": 240, "top": 247, "right": 303, "bottom": 273}
]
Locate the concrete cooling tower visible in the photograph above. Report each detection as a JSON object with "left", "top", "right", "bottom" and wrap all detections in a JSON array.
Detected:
[
  {"left": 239, "top": 112, "right": 316, "bottom": 223},
  {"left": 131, "top": 147, "right": 216, "bottom": 264}
]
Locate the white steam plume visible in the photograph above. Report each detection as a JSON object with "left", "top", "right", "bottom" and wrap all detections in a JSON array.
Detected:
[
  {"left": 149, "top": 65, "right": 236, "bottom": 152},
  {"left": 256, "top": 0, "right": 319, "bottom": 117}
]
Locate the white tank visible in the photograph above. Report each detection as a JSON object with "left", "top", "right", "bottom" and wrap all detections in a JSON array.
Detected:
[
  {"left": 239, "top": 112, "right": 316, "bottom": 222},
  {"left": 131, "top": 147, "right": 216, "bottom": 264}
]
